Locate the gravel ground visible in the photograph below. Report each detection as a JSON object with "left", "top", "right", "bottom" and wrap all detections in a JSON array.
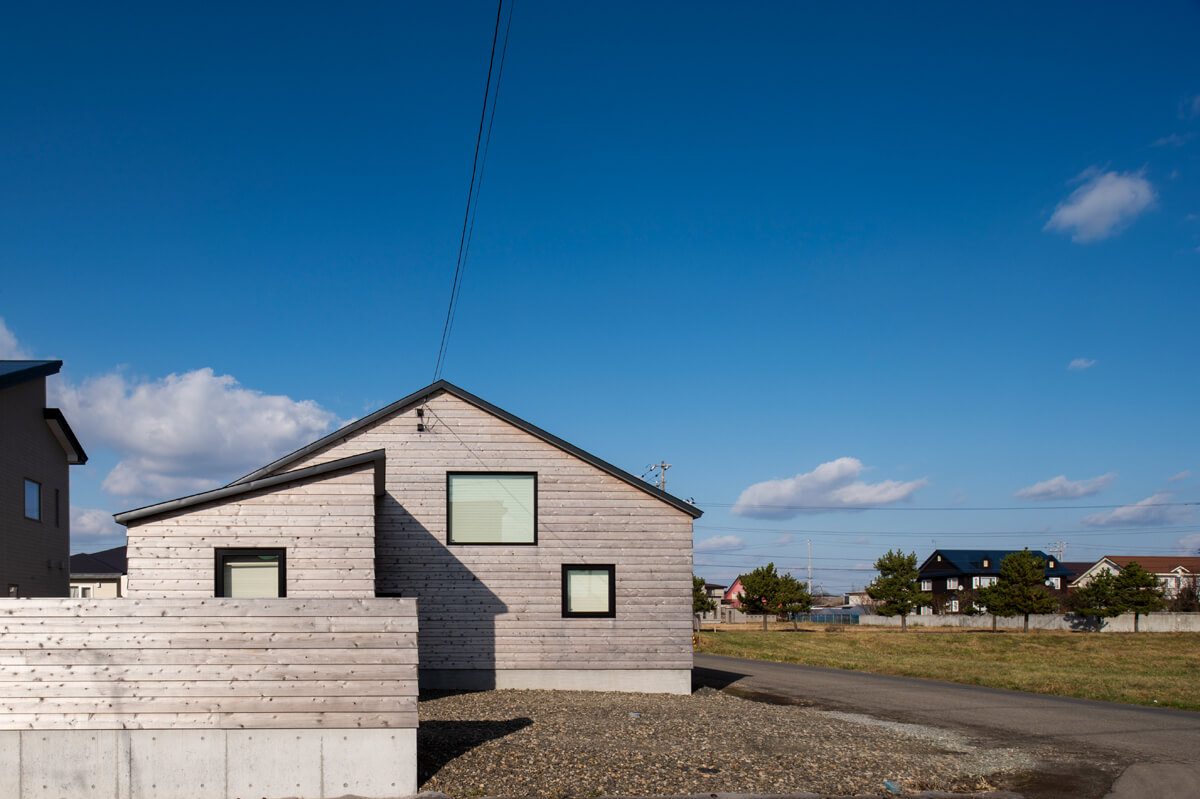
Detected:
[{"left": 417, "top": 688, "right": 1037, "bottom": 798}]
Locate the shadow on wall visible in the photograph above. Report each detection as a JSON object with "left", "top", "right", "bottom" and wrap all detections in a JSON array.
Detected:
[
  {"left": 375, "top": 494, "right": 508, "bottom": 689},
  {"left": 417, "top": 716, "right": 534, "bottom": 785}
]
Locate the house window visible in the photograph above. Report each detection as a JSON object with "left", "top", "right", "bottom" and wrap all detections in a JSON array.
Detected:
[
  {"left": 215, "top": 549, "right": 286, "bottom": 598},
  {"left": 562, "top": 564, "right": 615, "bottom": 618},
  {"left": 1046, "top": 577, "right": 1061, "bottom": 590},
  {"left": 975, "top": 576, "right": 997, "bottom": 588},
  {"left": 919, "top": 579, "right": 932, "bottom": 591},
  {"left": 70, "top": 585, "right": 92, "bottom": 598},
  {"left": 946, "top": 577, "right": 959, "bottom": 590},
  {"left": 24, "top": 480, "right": 41, "bottom": 521},
  {"left": 948, "top": 599, "right": 959, "bottom": 613},
  {"left": 1048, "top": 559, "right": 1056, "bottom": 568},
  {"left": 982, "top": 558, "right": 990, "bottom": 568},
  {"left": 447, "top": 473, "right": 537, "bottom": 544}
]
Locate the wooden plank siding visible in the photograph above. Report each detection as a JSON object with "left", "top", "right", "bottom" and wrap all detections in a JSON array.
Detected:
[
  {"left": 0, "top": 598, "right": 418, "bottom": 730},
  {"left": 264, "top": 390, "right": 695, "bottom": 673},
  {"left": 125, "top": 464, "right": 377, "bottom": 598}
]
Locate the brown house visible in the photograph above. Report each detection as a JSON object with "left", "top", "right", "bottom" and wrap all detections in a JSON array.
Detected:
[
  {"left": 115, "top": 380, "right": 702, "bottom": 694},
  {"left": 0, "top": 360, "right": 87, "bottom": 597}
]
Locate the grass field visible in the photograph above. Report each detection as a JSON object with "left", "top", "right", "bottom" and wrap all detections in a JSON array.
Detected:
[{"left": 695, "top": 622, "right": 1200, "bottom": 711}]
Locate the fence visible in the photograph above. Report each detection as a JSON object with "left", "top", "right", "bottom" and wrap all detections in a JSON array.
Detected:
[
  {"left": 789, "top": 613, "right": 860, "bottom": 625},
  {"left": 0, "top": 597, "right": 419, "bottom": 798},
  {"left": 857, "top": 611, "right": 1200, "bottom": 632}
]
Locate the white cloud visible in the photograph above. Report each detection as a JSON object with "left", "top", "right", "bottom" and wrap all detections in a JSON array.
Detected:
[
  {"left": 0, "top": 318, "right": 31, "bottom": 359},
  {"left": 1177, "top": 533, "right": 1200, "bottom": 555},
  {"left": 1167, "top": 470, "right": 1192, "bottom": 483},
  {"left": 1081, "top": 493, "right": 1195, "bottom": 527},
  {"left": 1044, "top": 169, "right": 1156, "bottom": 243},
  {"left": 1067, "top": 358, "right": 1096, "bottom": 371},
  {"left": 771, "top": 533, "right": 794, "bottom": 547},
  {"left": 1151, "top": 132, "right": 1195, "bottom": 148},
  {"left": 695, "top": 535, "right": 745, "bottom": 552},
  {"left": 1015, "top": 473, "right": 1116, "bottom": 501},
  {"left": 71, "top": 507, "right": 127, "bottom": 550},
  {"left": 51, "top": 368, "right": 339, "bottom": 501},
  {"left": 731, "top": 457, "right": 928, "bottom": 520}
]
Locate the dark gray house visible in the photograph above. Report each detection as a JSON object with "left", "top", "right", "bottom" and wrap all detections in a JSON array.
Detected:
[
  {"left": 918, "top": 548, "right": 1074, "bottom": 614},
  {"left": 0, "top": 360, "right": 87, "bottom": 597}
]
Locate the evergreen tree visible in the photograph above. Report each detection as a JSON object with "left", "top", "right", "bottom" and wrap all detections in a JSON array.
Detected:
[
  {"left": 865, "top": 550, "right": 930, "bottom": 632},
  {"left": 1113, "top": 561, "right": 1166, "bottom": 632},
  {"left": 737, "top": 563, "right": 784, "bottom": 631},
  {"left": 977, "top": 549, "right": 1057, "bottom": 632},
  {"left": 777, "top": 572, "right": 814, "bottom": 630},
  {"left": 1067, "top": 571, "right": 1122, "bottom": 631},
  {"left": 693, "top": 575, "right": 717, "bottom": 616}
]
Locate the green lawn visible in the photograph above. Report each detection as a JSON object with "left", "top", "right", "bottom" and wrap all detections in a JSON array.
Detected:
[{"left": 695, "top": 623, "right": 1200, "bottom": 711}]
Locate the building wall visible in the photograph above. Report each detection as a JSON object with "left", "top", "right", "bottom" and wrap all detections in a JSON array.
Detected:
[
  {"left": 0, "top": 378, "right": 69, "bottom": 597},
  {"left": 125, "top": 464, "right": 376, "bottom": 598},
  {"left": 265, "top": 390, "right": 695, "bottom": 691}
]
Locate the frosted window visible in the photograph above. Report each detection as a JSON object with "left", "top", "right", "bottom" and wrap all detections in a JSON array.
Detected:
[
  {"left": 217, "top": 551, "right": 283, "bottom": 597},
  {"left": 562, "top": 565, "right": 615, "bottom": 617},
  {"left": 448, "top": 474, "right": 535, "bottom": 544}
]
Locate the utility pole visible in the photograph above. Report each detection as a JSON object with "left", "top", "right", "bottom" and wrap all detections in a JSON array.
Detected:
[
  {"left": 807, "top": 538, "right": 813, "bottom": 593},
  {"left": 650, "top": 461, "right": 671, "bottom": 490},
  {"left": 1047, "top": 541, "right": 1068, "bottom": 562}
]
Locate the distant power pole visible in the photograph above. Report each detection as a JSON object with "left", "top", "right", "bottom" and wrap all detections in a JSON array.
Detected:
[
  {"left": 1047, "top": 541, "right": 1068, "bottom": 561},
  {"left": 807, "top": 539, "right": 813, "bottom": 593},
  {"left": 649, "top": 461, "right": 671, "bottom": 490}
]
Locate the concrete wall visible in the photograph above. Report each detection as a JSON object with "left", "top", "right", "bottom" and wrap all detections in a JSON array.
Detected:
[
  {"left": 125, "top": 463, "right": 377, "bottom": 598},
  {"left": 0, "top": 378, "right": 70, "bottom": 597},
  {"left": 267, "top": 389, "right": 695, "bottom": 693},
  {"left": 0, "top": 598, "right": 418, "bottom": 799},
  {"left": 858, "top": 611, "right": 1200, "bottom": 632}
]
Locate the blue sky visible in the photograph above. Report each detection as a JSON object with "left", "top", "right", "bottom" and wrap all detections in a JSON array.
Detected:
[{"left": 3, "top": 2, "right": 1198, "bottom": 591}]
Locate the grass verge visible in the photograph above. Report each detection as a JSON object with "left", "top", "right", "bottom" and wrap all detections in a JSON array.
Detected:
[{"left": 695, "top": 623, "right": 1200, "bottom": 711}]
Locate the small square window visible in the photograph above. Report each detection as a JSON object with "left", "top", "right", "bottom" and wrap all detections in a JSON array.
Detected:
[
  {"left": 448, "top": 473, "right": 537, "bottom": 544},
  {"left": 562, "top": 565, "right": 615, "bottom": 618},
  {"left": 24, "top": 480, "right": 41, "bottom": 521},
  {"left": 215, "top": 549, "right": 286, "bottom": 597},
  {"left": 919, "top": 579, "right": 932, "bottom": 591}
]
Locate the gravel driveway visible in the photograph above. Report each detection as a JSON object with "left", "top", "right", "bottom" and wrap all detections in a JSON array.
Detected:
[{"left": 417, "top": 687, "right": 1036, "bottom": 797}]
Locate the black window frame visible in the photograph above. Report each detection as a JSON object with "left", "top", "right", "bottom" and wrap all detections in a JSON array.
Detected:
[
  {"left": 24, "top": 479, "right": 41, "bottom": 521},
  {"left": 214, "top": 548, "right": 287, "bottom": 598},
  {"left": 561, "top": 564, "right": 616, "bottom": 619},
  {"left": 446, "top": 471, "right": 538, "bottom": 546}
]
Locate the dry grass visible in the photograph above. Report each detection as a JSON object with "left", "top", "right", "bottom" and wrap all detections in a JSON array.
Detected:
[{"left": 695, "top": 622, "right": 1200, "bottom": 711}]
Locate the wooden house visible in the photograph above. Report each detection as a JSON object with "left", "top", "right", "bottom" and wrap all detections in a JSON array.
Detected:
[
  {"left": 1070, "top": 556, "right": 1200, "bottom": 598},
  {"left": 0, "top": 360, "right": 87, "bottom": 598},
  {"left": 917, "top": 549, "right": 1073, "bottom": 614},
  {"left": 115, "top": 380, "right": 702, "bottom": 694}
]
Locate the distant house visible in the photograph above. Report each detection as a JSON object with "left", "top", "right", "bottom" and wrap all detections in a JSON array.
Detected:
[
  {"left": 918, "top": 549, "right": 1073, "bottom": 614},
  {"left": 69, "top": 545, "right": 127, "bottom": 597},
  {"left": 1, "top": 360, "right": 87, "bottom": 598},
  {"left": 114, "top": 380, "right": 702, "bottom": 694},
  {"left": 724, "top": 576, "right": 746, "bottom": 608},
  {"left": 1070, "top": 556, "right": 1200, "bottom": 598}
]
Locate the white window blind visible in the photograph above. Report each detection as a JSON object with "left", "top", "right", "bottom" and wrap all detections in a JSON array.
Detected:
[
  {"left": 224, "top": 558, "right": 280, "bottom": 598},
  {"left": 566, "top": 569, "right": 611, "bottom": 614},
  {"left": 449, "top": 474, "right": 535, "bottom": 543}
]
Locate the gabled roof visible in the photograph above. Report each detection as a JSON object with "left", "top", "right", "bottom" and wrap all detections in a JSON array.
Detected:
[
  {"left": 920, "top": 549, "right": 1072, "bottom": 577},
  {"left": 0, "top": 360, "right": 62, "bottom": 390},
  {"left": 115, "top": 450, "right": 385, "bottom": 525},
  {"left": 70, "top": 546, "right": 127, "bottom": 577},
  {"left": 1060, "top": 561, "right": 1095, "bottom": 578},
  {"left": 1102, "top": 556, "right": 1200, "bottom": 574},
  {"left": 230, "top": 379, "right": 703, "bottom": 519}
]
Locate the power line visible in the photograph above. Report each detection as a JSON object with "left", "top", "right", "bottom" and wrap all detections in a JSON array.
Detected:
[
  {"left": 694, "top": 523, "right": 1200, "bottom": 538},
  {"left": 697, "top": 500, "right": 1199, "bottom": 512},
  {"left": 433, "top": 0, "right": 512, "bottom": 381}
]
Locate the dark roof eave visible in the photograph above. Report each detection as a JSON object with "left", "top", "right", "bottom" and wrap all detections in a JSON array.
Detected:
[
  {"left": 43, "top": 408, "right": 88, "bottom": 464},
  {"left": 115, "top": 449, "right": 386, "bottom": 525},
  {"left": 0, "top": 360, "right": 62, "bottom": 390},
  {"left": 230, "top": 380, "right": 703, "bottom": 519}
]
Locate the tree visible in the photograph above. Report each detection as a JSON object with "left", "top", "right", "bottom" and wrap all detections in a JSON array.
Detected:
[
  {"left": 737, "top": 563, "right": 788, "bottom": 631},
  {"left": 977, "top": 549, "right": 1057, "bottom": 632},
  {"left": 1113, "top": 561, "right": 1166, "bottom": 632},
  {"left": 865, "top": 550, "right": 930, "bottom": 632},
  {"left": 777, "top": 572, "right": 814, "bottom": 630},
  {"left": 693, "top": 575, "right": 717, "bottom": 616},
  {"left": 1168, "top": 576, "right": 1199, "bottom": 613},
  {"left": 1067, "top": 571, "right": 1122, "bottom": 631}
]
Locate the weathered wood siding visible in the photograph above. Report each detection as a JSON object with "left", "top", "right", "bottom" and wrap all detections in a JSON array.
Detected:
[
  {"left": 125, "top": 464, "right": 376, "bottom": 598},
  {"left": 268, "top": 390, "right": 694, "bottom": 672},
  {"left": 0, "top": 598, "right": 418, "bottom": 730}
]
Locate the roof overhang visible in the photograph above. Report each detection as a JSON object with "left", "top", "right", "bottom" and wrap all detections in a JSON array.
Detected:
[
  {"left": 230, "top": 380, "right": 703, "bottom": 519},
  {"left": 44, "top": 408, "right": 88, "bottom": 465},
  {"left": 0, "top": 360, "right": 62, "bottom": 390},
  {"left": 115, "top": 449, "right": 385, "bottom": 526}
]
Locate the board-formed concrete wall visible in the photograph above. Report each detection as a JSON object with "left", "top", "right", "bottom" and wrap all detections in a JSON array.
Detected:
[
  {"left": 0, "top": 598, "right": 418, "bottom": 799},
  {"left": 858, "top": 611, "right": 1200, "bottom": 632}
]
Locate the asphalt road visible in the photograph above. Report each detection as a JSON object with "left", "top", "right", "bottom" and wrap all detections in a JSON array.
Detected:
[{"left": 694, "top": 653, "right": 1200, "bottom": 797}]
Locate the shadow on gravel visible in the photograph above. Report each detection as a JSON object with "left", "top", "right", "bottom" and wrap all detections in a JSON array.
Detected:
[{"left": 418, "top": 718, "right": 534, "bottom": 784}]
